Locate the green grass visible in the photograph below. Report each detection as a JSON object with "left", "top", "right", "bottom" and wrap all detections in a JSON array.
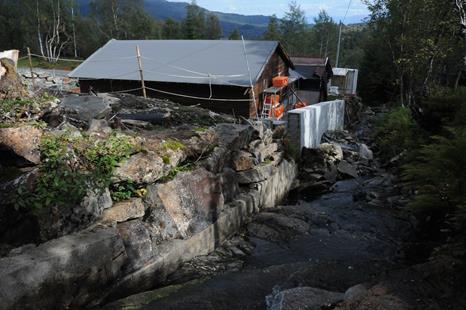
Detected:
[{"left": 17, "top": 57, "right": 81, "bottom": 71}]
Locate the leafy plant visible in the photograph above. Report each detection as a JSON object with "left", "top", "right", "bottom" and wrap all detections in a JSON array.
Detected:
[
  {"left": 16, "top": 131, "right": 136, "bottom": 210},
  {"left": 111, "top": 181, "right": 137, "bottom": 202},
  {"left": 403, "top": 128, "right": 466, "bottom": 213},
  {"left": 161, "top": 138, "right": 185, "bottom": 152},
  {"left": 375, "top": 106, "right": 425, "bottom": 162},
  {"left": 160, "top": 163, "right": 194, "bottom": 182}
]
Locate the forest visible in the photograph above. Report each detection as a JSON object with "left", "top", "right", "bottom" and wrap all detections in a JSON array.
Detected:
[{"left": 0, "top": 0, "right": 364, "bottom": 68}]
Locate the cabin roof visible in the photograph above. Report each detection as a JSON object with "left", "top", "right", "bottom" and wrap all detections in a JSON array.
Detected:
[{"left": 69, "top": 39, "right": 293, "bottom": 87}]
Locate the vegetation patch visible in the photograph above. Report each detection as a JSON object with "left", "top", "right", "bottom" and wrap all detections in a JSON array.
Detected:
[
  {"left": 160, "top": 163, "right": 194, "bottom": 182},
  {"left": 0, "top": 92, "right": 56, "bottom": 123},
  {"left": 16, "top": 131, "right": 136, "bottom": 210},
  {"left": 161, "top": 138, "right": 185, "bottom": 152},
  {"left": 375, "top": 106, "right": 425, "bottom": 162}
]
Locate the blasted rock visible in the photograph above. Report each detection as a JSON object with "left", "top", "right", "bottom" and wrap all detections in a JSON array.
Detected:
[
  {"left": 146, "top": 168, "right": 224, "bottom": 239},
  {"left": 102, "top": 198, "right": 145, "bottom": 224},
  {"left": 117, "top": 220, "right": 153, "bottom": 271},
  {"left": 114, "top": 152, "right": 165, "bottom": 184},
  {"left": 60, "top": 95, "right": 111, "bottom": 125},
  {"left": 36, "top": 188, "right": 112, "bottom": 241},
  {"left": 266, "top": 287, "right": 344, "bottom": 310},
  {"left": 0, "top": 227, "right": 126, "bottom": 310},
  {"left": 232, "top": 150, "right": 255, "bottom": 171},
  {"left": 0, "top": 125, "right": 42, "bottom": 165}
]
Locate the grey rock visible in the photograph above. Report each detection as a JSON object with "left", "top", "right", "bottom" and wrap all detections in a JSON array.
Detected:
[
  {"left": 144, "top": 184, "right": 182, "bottom": 244},
  {"left": 344, "top": 284, "right": 368, "bottom": 301},
  {"left": 266, "top": 287, "right": 344, "bottom": 310},
  {"left": 359, "top": 144, "right": 374, "bottom": 160},
  {"left": 88, "top": 119, "right": 113, "bottom": 135},
  {"left": 117, "top": 220, "right": 153, "bottom": 271},
  {"left": 0, "top": 227, "right": 126, "bottom": 310},
  {"left": 216, "top": 123, "right": 253, "bottom": 150},
  {"left": 254, "top": 212, "right": 310, "bottom": 236},
  {"left": 61, "top": 95, "right": 112, "bottom": 123},
  {"left": 337, "top": 160, "right": 359, "bottom": 179},
  {"left": 0, "top": 125, "right": 42, "bottom": 164},
  {"left": 144, "top": 168, "right": 224, "bottom": 239},
  {"left": 114, "top": 152, "right": 165, "bottom": 184},
  {"left": 237, "top": 163, "right": 276, "bottom": 184},
  {"left": 320, "top": 143, "right": 343, "bottom": 161},
  {"left": 221, "top": 168, "right": 240, "bottom": 203},
  {"left": 102, "top": 198, "right": 145, "bottom": 224},
  {"left": 252, "top": 142, "right": 279, "bottom": 163},
  {"left": 232, "top": 150, "right": 255, "bottom": 171},
  {"left": 18, "top": 187, "right": 111, "bottom": 242}
]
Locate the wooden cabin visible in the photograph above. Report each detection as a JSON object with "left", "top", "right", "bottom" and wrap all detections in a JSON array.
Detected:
[
  {"left": 69, "top": 39, "right": 294, "bottom": 118},
  {"left": 290, "top": 57, "right": 333, "bottom": 105}
]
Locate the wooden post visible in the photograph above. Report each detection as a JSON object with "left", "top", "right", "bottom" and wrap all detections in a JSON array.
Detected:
[
  {"left": 136, "top": 45, "right": 147, "bottom": 99},
  {"left": 27, "top": 47, "right": 35, "bottom": 88}
]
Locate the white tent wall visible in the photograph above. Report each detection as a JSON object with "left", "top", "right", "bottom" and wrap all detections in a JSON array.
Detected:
[{"left": 287, "top": 100, "right": 345, "bottom": 150}]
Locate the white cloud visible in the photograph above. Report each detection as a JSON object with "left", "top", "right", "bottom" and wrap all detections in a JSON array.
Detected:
[{"left": 170, "top": 0, "right": 369, "bottom": 22}]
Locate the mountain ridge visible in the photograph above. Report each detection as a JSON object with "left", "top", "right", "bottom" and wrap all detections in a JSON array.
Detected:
[{"left": 77, "top": 0, "right": 269, "bottom": 38}]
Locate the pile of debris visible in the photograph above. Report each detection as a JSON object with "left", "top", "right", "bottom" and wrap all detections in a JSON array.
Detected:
[{"left": 18, "top": 68, "right": 80, "bottom": 95}]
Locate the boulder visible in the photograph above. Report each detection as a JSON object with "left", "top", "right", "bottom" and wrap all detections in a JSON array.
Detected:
[
  {"left": 266, "top": 287, "right": 344, "bottom": 310},
  {"left": 337, "top": 160, "right": 359, "bottom": 179},
  {"left": 359, "top": 144, "right": 374, "bottom": 161},
  {"left": 216, "top": 123, "right": 253, "bottom": 150},
  {"left": 344, "top": 284, "right": 368, "bottom": 301},
  {"left": 88, "top": 119, "right": 113, "bottom": 136},
  {"left": 202, "top": 145, "right": 228, "bottom": 173},
  {"left": 36, "top": 187, "right": 112, "bottom": 241},
  {"left": 251, "top": 142, "right": 279, "bottom": 163},
  {"left": 114, "top": 152, "right": 165, "bottom": 184},
  {"left": 220, "top": 168, "right": 240, "bottom": 203},
  {"left": 144, "top": 184, "right": 182, "bottom": 244},
  {"left": 237, "top": 163, "right": 276, "bottom": 184},
  {"left": 60, "top": 95, "right": 112, "bottom": 126},
  {"left": 0, "top": 227, "right": 126, "bottom": 309},
  {"left": 184, "top": 129, "right": 219, "bottom": 158},
  {"left": 319, "top": 143, "right": 343, "bottom": 161},
  {"left": 146, "top": 168, "right": 224, "bottom": 239},
  {"left": 117, "top": 220, "right": 153, "bottom": 271},
  {"left": 102, "top": 198, "right": 145, "bottom": 224},
  {"left": 0, "top": 58, "right": 27, "bottom": 99},
  {"left": 0, "top": 125, "right": 42, "bottom": 164},
  {"left": 301, "top": 143, "right": 343, "bottom": 176},
  {"left": 231, "top": 150, "right": 255, "bottom": 171}
]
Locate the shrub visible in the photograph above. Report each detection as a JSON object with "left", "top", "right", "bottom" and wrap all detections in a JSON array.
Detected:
[
  {"left": 375, "top": 106, "right": 424, "bottom": 162},
  {"left": 416, "top": 87, "right": 466, "bottom": 132},
  {"left": 403, "top": 128, "right": 466, "bottom": 213},
  {"left": 16, "top": 131, "right": 136, "bottom": 210}
]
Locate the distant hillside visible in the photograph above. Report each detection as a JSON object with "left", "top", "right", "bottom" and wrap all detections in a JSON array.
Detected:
[{"left": 77, "top": 0, "right": 269, "bottom": 38}]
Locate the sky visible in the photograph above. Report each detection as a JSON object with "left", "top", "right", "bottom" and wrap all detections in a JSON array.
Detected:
[{"left": 169, "top": 0, "right": 370, "bottom": 24}]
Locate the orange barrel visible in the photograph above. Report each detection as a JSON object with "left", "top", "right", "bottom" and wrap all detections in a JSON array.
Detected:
[
  {"left": 294, "top": 101, "right": 307, "bottom": 109},
  {"left": 265, "top": 94, "right": 280, "bottom": 104},
  {"left": 270, "top": 104, "right": 285, "bottom": 119},
  {"left": 272, "top": 76, "right": 289, "bottom": 87}
]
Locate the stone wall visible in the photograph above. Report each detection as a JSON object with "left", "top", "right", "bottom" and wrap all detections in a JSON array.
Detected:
[{"left": 0, "top": 122, "right": 297, "bottom": 309}]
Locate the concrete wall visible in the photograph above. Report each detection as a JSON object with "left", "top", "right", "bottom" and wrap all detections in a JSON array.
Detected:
[{"left": 287, "top": 100, "right": 345, "bottom": 150}]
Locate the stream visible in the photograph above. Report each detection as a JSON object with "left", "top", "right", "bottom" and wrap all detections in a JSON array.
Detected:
[{"left": 104, "top": 170, "right": 414, "bottom": 309}]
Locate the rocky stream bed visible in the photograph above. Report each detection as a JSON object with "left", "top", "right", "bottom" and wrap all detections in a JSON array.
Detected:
[{"left": 102, "top": 109, "right": 466, "bottom": 310}]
